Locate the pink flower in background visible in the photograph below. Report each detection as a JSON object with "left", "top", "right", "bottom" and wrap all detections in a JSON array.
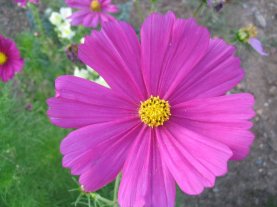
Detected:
[
  {"left": 15, "top": 0, "right": 39, "bottom": 7},
  {"left": 0, "top": 34, "right": 24, "bottom": 82},
  {"left": 65, "top": 0, "right": 118, "bottom": 28},
  {"left": 47, "top": 12, "right": 255, "bottom": 206},
  {"left": 237, "top": 24, "right": 268, "bottom": 56}
]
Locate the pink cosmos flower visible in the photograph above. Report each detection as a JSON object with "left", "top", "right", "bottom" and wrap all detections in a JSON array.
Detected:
[
  {"left": 15, "top": 0, "right": 39, "bottom": 7},
  {"left": 0, "top": 34, "right": 24, "bottom": 82},
  {"left": 237, "top": 24, "right": 268, "bottom": 56},
  {"left": 65, "top": 0, "right": 118, "bottom": 28},
  {"left": 47, "top": 12, "right": 255, "bottom": 207}
]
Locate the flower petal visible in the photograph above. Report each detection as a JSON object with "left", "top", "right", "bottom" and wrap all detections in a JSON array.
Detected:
[
  {"left": 172, "top": 93, "right": 255, "bottom": 160},
  {"left": 65, "top": 0, "right": 91, "bottom": 9},
  {"left": 157, "top": 123, "right": 232, "bottom": 195},
  {"left": 169, "top": 38, "right": 244, "bottom": 104},
  {"left": 140, "top": 12, "right": 210, "bottom": 97},
  {"left": 248, "top": 37, "right": 268, "bottom": 56},
  {"left": 61, "top": 119, "right": 141, "bottom": 192},
  {"left": 47, "top": 75, "right": 137, "bottom": 128},
  {"left": 119, "top": 127, "right": 176, "bottom": 207},
  {"left": 78, "top": 20, "right": 146, "bottom": 102}
]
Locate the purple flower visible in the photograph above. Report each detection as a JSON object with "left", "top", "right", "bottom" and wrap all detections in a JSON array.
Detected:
[
  {"left": 15, "top": 0, "right": 39, "bottom": 7},
  {"left": 0, "top": 34, "right": 24, "bottom": 82},
  {"left": 47, "top": 12, "right": 255, "bottom": 206},
  {"left": 65, "top": 0, "right": 118, "bottom": 28},
  {"left": 237, "top": 24, "right": 268, "bottom": 56}
]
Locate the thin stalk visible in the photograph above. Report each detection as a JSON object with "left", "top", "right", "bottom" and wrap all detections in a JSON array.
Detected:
[
  {"left": 134, "top": 0, "right": 144, "bottom": 23},
  {"left": 193, "top": 1, "right": 205, "bottom": 18},
  {"left": 113, "top": 174, "right": 121, "bottom": 207},
  {"left": 93, "top": 194, "right": 114, "bottom": 206}
]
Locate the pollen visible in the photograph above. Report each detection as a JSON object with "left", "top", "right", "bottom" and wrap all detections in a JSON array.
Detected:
[
  {"left": 238, "top": 24, "right": 258, "bottom": 42},
  {"left": 90, "top": 0, "right": 101, "bottom": 12},
  {"left": 0, "top": 52, "right": 8, "bottom": 65},
  {"left": 139, "top": 96, "right": 171, "bottom": 128}
]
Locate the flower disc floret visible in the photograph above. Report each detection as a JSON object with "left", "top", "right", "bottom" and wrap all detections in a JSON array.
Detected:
[
  {"left": 139, "top": 96, "right": 171, "bottom": 127},
  {"left": 90, "top": 0, "right": 101, "bottom": 12},
  {"left": 0, "top": 52, "right": 7, "bottom": 65}
]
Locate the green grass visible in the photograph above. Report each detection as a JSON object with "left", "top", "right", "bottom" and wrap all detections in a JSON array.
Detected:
[
  {"left": 0, "top": 8, "right": 116, "bottom": 205},
  {"left": 0, "top": 32, "right": 79, "bottom": 206},
  {"left": 0, "top": 83, "right": 78, "bottom": 207}
]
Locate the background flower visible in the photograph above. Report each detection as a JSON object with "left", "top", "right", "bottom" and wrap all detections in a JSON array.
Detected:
[
  {"left": 15, "top": 0, "right": 39, "bottom": 7},
  {"left": 0, "top": 34, "right": 24, "bottom": 82},
  {"left": 49, "top": 7, "right": 76, "bottom": 40},
  {"left": 65, "top": 0, "right": 118, "bottom": 28},
  {"left": 237, "top": 24, "right": 268, "bottom": 56}
]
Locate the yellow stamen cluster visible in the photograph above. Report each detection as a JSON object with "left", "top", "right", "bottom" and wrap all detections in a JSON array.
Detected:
[
  {"left": 139, "top": 96, "right": 171, "bottom": 128},
  {"left": 0, "top": 52, "right": 8, "bottom": 65},
  {"left": 238, "top": 24, "right": 258, "bottom": 42},
  {"left": 90, "top": 0, "right": 101, "bottom": 12},
  {"left": 245, "top": 24, "right": 258, "bottom": 38}
]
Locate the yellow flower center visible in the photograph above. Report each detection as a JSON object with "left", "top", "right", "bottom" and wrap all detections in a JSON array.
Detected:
[
  {"left": 90, "top": 0, "right": 101, "bottom": 12},
  {"left": 238, "top": 24, "right": 258, "bottom": 42},
  {"left": 139, "top": 96, "right": 171, "bottom": 128},
  {"left": 0, "top": 52, "right": 8, "bottom": 65}
]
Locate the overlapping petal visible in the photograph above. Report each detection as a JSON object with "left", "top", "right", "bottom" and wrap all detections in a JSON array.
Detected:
[
  {"left": 119, "top": 128, "right": 176, "bottom": 207},
  {"left": 79, "top": 21, "right": 147, "bottom": 102},
  {"left": 169, "top": 38, "right": 244, "bottom": 104},
  {"left": 61, "top": 119, "right": 141, "bottom": 192},
  {"left": 140, "top": 12, "right": 210, "bottom": 97},
  {"left": 47, "top": 75, "right": 137, "bottom": 128},
  {"left": 172, "top": 93, "right": 255, "bottom": 160},
  {"left": 157, "top": 123, "right": 232, "bottom": 195}
]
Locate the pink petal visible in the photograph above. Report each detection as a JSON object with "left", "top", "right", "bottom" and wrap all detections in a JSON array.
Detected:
[
  {"left": 140, "top": 11, "right": 175, "bottom": 96},
  {"left": 248, "top": 37, "right": 268, "bottom": 56},
  {"left": 70, "top": 11, "right": 91, "bottom": 26},
  {"left": 103, "top": 5, "right": 118, "bottom": 13},
  {"left": 169, "top": 38, "right": 244, "bottom": 104},
  {"left": 119, "top": 127, "right": 176, "bottom": 207},
  {"left": 65, "top": 0, "right": 90, "bottom": 9},
  {"left": 157, "top": 123, "right": 232, "bottom": 195},
  {"left": 61, "top": 119, "right": 141, "bottom": 192},
  {"left": 140, "top": 12, "right": 210, "bottom": 97},
  {"left": 47, "top": 75, "right": 137, "bottom": 128},
  {"left": 78, "top": 21, "right": 147, "bottom": 102},
  {"left": 172, "top": 93, "right": 255, "bottom": 160}
]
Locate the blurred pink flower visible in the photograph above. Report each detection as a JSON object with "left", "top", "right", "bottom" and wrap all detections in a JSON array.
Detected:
[
  {"left": 15, "top": 0, "right": 39, "bottom": 7},
  {"left": 237, "top": 24, "right": 268, "bottom": 56},
  {"left": 0, "top": 34, "right": 24, "bottom": 82},
  {"left": 65, "top": 0, "right": 118, "bottom": 28},
  {"left": 47, "top": 12, "right": 255, "bottom": 206}
]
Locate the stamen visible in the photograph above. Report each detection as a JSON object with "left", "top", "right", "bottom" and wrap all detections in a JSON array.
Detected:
[
  {"left": 238, "top": 24, "right": 258, "bottom": 42},
  {"left": 139, "top": 96, "right": 171, "bottom": 128},
  {"left": 90, "top": 0, "right": 101, "bottom": 12},
  {"left": 0, "top": 52, "right": 8, "bottom": 65}
]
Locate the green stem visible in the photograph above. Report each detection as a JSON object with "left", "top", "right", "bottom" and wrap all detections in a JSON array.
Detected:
[
  {"left": 134, "top": 0, "right": 144, "bottom": 24},
  {"left": 92, "top": 194, "right": 114, "bottom": 206},
  {"left": 193, "top": 1, "right": 205, "bottom": 18},
  {"left": 150, "top": 0, "right": 158, "bottom": 12},
  {"left": 113, "top": 174, "right": 121, "bottom": 207},
  {"left": 28, "top": 3, "right": 45, "bottom": 36}
]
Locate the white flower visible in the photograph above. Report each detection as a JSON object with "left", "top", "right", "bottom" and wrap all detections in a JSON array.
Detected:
[
  {"left": 49, "top": 12, "right": 63, "bottom": 26},
  {"left": 49, "top": 7, "right": 75, "bottom": 40},
  {"left": 74, "top": 67, "right": 91, "bottom": 79},
  {"left": 95, "top": 76, "right": 109, "bottom": 88},
  {"left": 74, "top": 66, "right": 109, "bottom": 88},
  {"left": 60, "top": 8, "right": 72, "bottom": 19},
  {"left": 58, "top": 22, "right": 75, "bottom": 39}
]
